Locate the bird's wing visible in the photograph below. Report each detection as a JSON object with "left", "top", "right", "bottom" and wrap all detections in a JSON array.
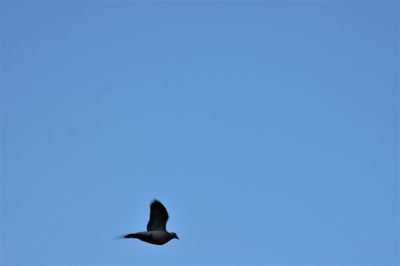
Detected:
[{"left": 147, "top": 200, "right": 169, "bottom": 231}]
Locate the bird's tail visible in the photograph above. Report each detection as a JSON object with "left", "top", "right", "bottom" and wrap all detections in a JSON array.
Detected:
[{"left": 123, "top": 233, "right": 138, "bottom": 239}]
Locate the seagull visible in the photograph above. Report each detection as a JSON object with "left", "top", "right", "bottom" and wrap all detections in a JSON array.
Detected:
[{"left": 123, "top": 199, "right": 179, "bottom": 245}]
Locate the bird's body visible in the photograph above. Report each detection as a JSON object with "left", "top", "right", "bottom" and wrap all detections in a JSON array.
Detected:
[
  {"left": 123, "top": 200, "right": 179, "bottom": 245},
  {"left": 124, "top": 231, "right": 176, "bottom": 245}
]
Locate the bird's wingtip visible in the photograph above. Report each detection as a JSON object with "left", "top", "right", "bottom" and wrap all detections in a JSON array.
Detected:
[{"left": 151, "top": 198, "right": 161, "bottom": 204}]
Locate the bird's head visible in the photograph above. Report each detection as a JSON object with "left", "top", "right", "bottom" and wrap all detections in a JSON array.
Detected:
[{"left": 170, "top": 232, "right": 179, "bottom": 240}]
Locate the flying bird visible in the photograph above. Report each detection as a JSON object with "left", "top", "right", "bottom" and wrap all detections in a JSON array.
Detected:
[{"left": 123, "top": 200, "right": 179, "bottom": 245}]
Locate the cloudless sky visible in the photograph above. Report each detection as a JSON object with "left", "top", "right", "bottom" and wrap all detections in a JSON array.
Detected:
[{"left": 1, "top": 1, "right": 398, "bottom": 265}]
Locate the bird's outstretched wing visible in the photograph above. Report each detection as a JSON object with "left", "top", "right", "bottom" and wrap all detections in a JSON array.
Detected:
[{"left": 147, "top": 200, "right": 169, "bottom": 231}]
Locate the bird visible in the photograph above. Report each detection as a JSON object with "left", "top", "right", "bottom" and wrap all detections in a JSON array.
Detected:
[{"left": 123, "top": 199, "right": 179, "bottom": 245}]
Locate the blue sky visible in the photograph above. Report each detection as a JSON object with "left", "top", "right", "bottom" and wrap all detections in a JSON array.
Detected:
[{"left": 1, "top": 1, "right": 398, "bottom": 265}]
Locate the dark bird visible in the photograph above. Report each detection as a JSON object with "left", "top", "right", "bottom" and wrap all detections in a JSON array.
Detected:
[{"left": 123, "top": 200, "right": 179, "bottom": 245}]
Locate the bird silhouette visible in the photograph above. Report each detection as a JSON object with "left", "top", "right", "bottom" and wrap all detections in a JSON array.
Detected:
[{"left": 123, "top": 200, "right": 179, "bottom": 245}]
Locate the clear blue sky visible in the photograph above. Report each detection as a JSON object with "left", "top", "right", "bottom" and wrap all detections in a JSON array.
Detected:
[{"left": 1, "top": 1, "right": 398, "bottom": 265}]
